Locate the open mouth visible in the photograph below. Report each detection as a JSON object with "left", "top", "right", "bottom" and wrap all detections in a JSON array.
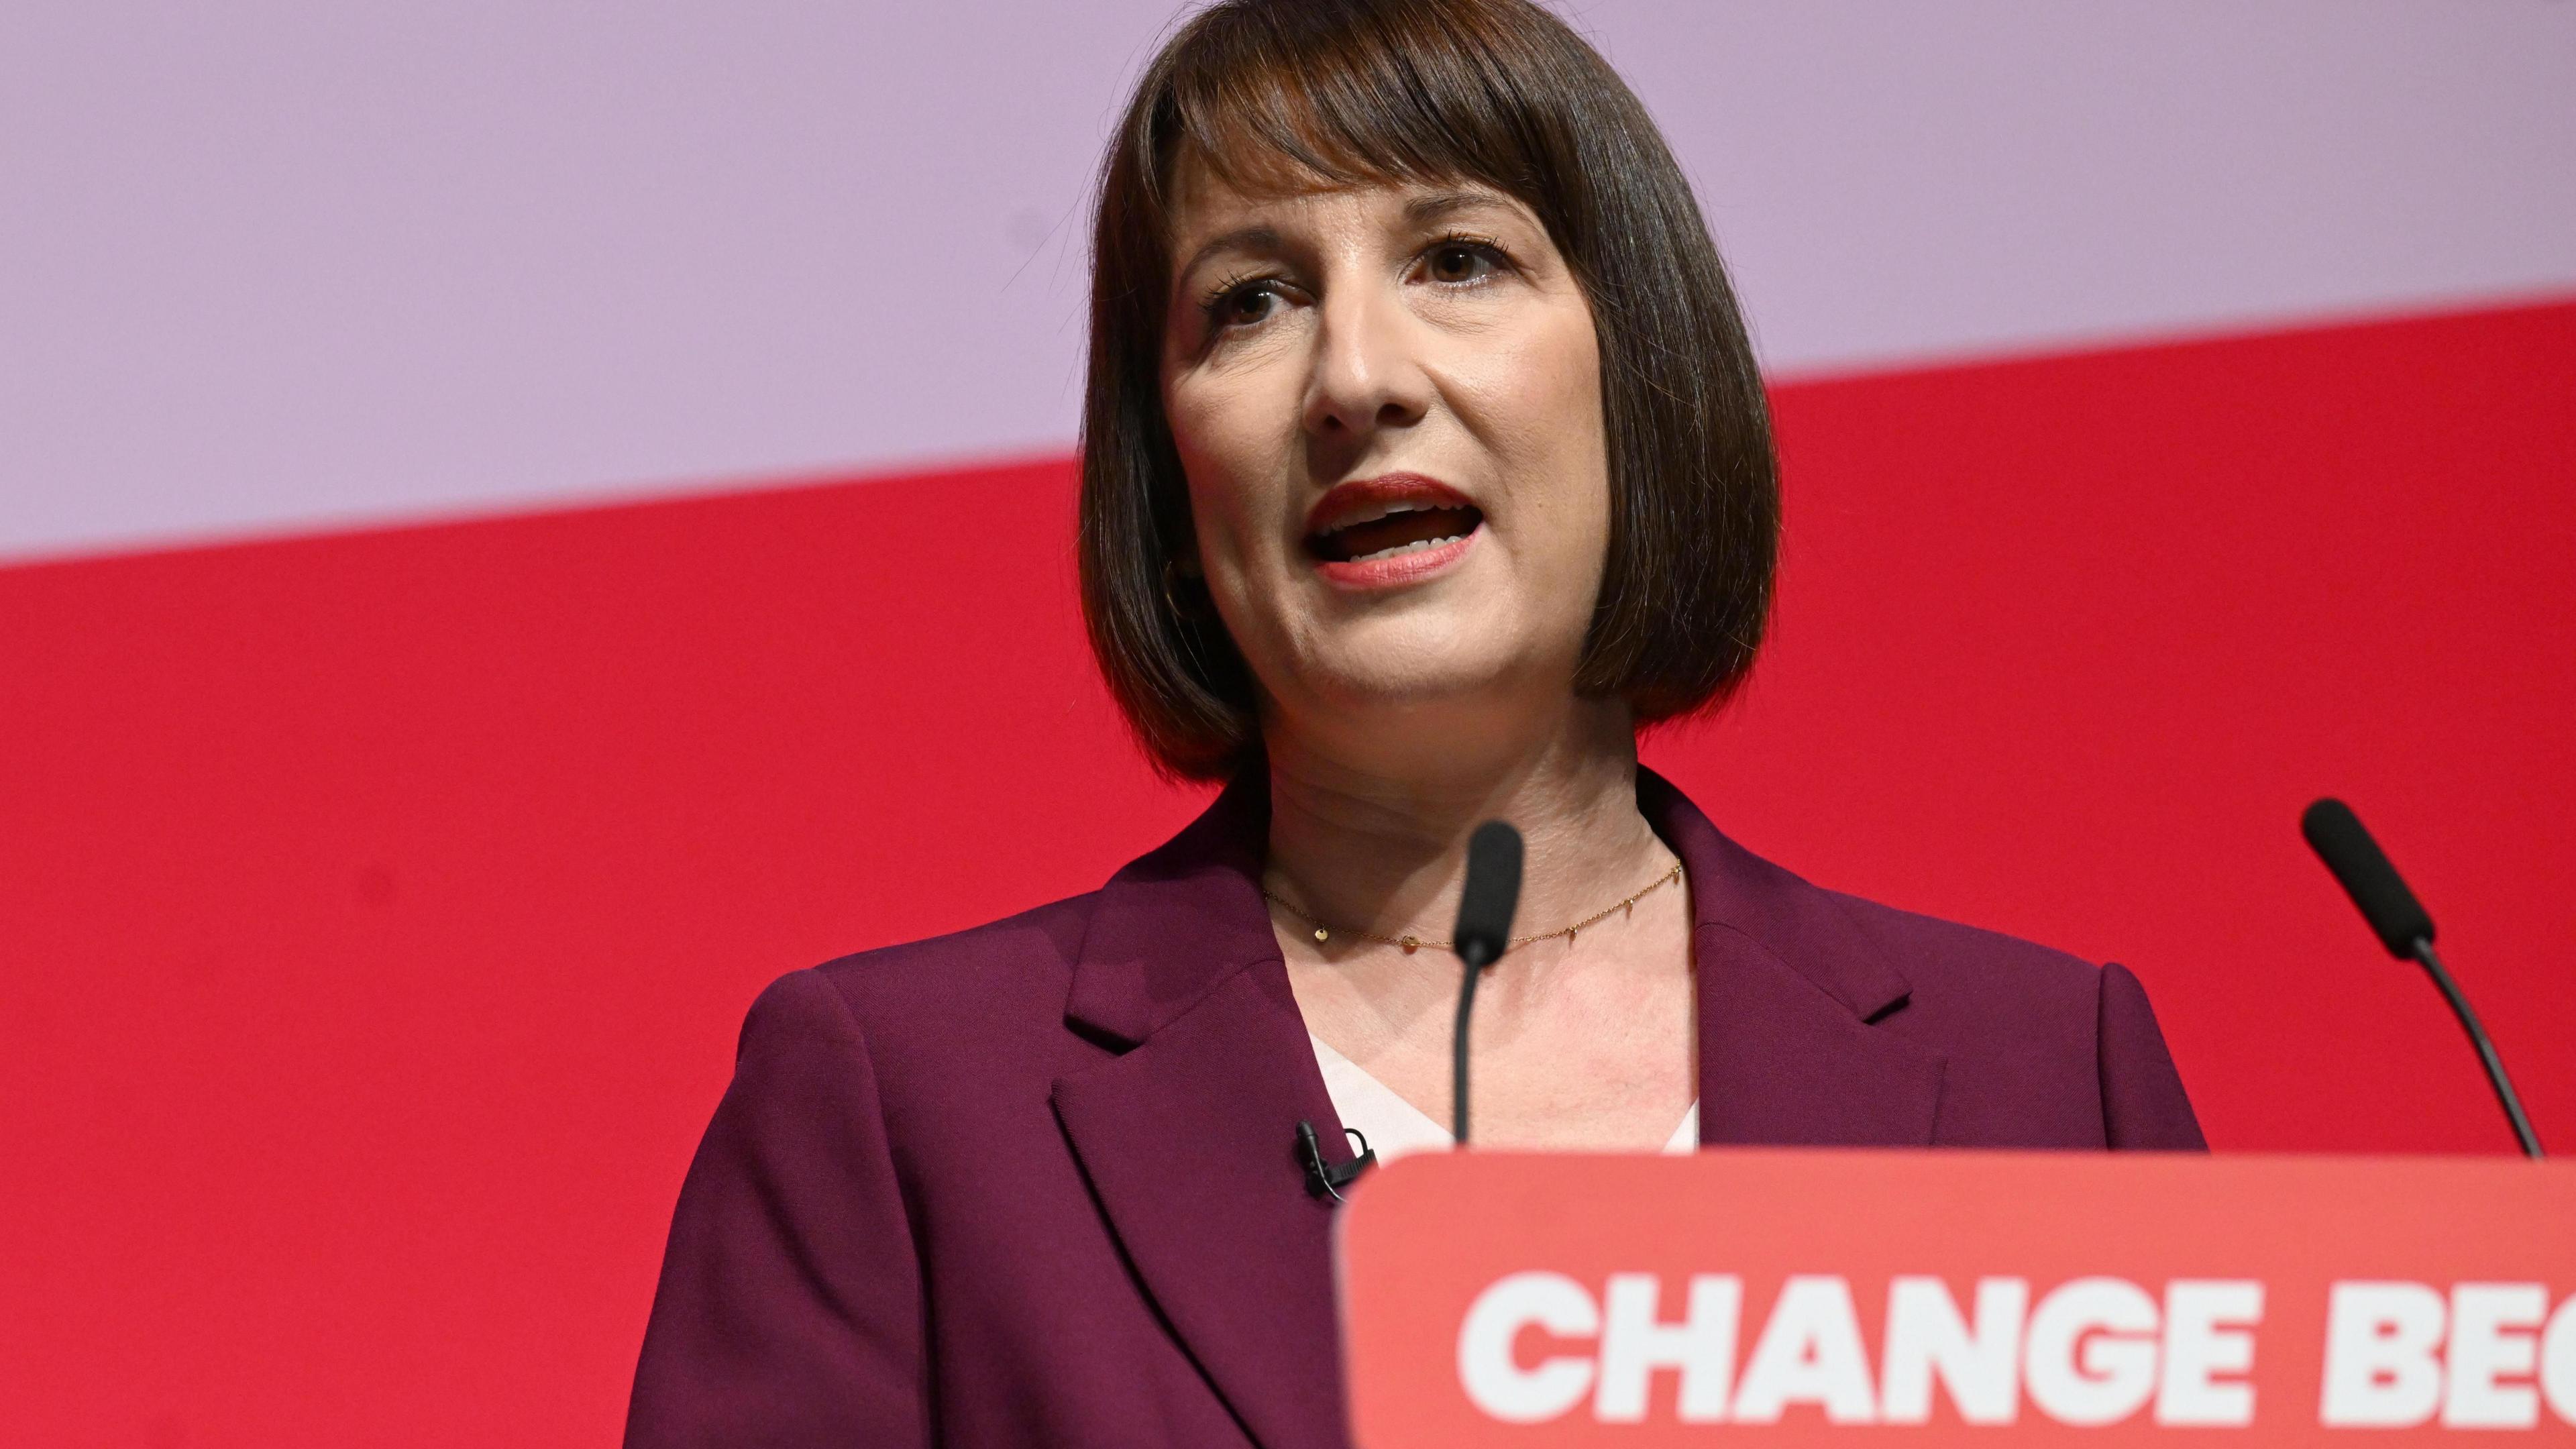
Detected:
[{"left": 1305, "top": 498, "right": 1484, "bottom": 564}]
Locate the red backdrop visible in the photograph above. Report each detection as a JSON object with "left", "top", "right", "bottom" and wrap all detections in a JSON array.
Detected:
[{"left": 1, "top": 299, "right": 2568, "bottom": 1444}]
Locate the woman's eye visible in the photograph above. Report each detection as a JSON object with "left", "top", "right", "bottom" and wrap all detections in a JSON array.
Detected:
[
  {"left": 1426, "top": 242, "right": 1499, "bottom": 284},
  {"left": 1214, "top": 282, "right": 1281, "bottom": 329}
]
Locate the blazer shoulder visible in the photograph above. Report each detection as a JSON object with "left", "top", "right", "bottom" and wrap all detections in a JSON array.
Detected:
[
  {"left": 1818, "top": 885, "right": 2108, "bottom": 1014},
  {"left": 742, "top": 892, "right": 1114, "bottom": 1108},
  {"left": 800, "top": 889, "right": 1101, "bottom": 1019},
  {"left": 1805, "top": 883, "right": 2202, "bottom": 1148}
]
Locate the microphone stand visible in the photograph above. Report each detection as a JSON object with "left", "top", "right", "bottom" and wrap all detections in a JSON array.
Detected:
[
  {"left": 1453, "top": 941, "right": 1493, "bottom": 1145},
  {"left": 2408, "top": 938, "right": 2544, "bottom": 1158}
]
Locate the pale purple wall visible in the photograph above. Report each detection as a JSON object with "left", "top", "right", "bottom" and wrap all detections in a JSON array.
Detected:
[{"left": 3, "top": 0, "right": 2571, "bottom": 563}]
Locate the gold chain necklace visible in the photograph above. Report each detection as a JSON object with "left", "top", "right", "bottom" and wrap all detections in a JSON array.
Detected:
[{"left": 1261, "top": 858, "right": 1684, "bottom": 955}]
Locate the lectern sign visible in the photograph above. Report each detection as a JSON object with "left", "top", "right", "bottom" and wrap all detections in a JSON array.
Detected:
[{"left": 1336, "top": 1150, "right": 2576, "bottom": 1444}]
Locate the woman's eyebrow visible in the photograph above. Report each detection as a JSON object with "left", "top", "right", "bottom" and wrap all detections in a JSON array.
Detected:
[
  {"left": 1175, "top": 225, "right": 1282, "bottom": 282},
  {"left": 1403, "top": 189, "right": 1515, "bottom": 226}
]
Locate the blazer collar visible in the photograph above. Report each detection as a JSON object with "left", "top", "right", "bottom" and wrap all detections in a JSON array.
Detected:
[
  {"left": 1050, "top": 767, "right": 1945, "bottom": 1449},
  {"left": 1063, "top": 766, "right": 1933, "bottom": 1046},
  {"left": 1640, "top": 767, "right": 1947, "bottom": 1146},
  {"left": 1062, "top": 768, "right": 1279, "bottom": 1046}
]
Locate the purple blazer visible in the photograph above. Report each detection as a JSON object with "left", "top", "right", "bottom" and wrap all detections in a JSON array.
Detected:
[{"left": 625, "top": 769, "right": 2202, "bottom": 1448}]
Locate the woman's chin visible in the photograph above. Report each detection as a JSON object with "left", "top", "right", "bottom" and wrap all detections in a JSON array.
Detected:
[{"left": 1271, "top": 631, "right": 1568, "bottom": 723}]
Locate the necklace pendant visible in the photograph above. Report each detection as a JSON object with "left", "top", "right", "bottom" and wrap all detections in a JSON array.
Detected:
[
  {"left": 1314, "top": 927, "right": 1329, "bottom": 943},
  {"left": 1400, "top": 935, "right": 1418, "bottom": 953}
]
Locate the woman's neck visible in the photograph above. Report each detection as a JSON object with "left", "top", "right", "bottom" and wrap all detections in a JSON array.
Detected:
[{"left": 1258, "top": 694, "right": 1669, "bottom": 948}]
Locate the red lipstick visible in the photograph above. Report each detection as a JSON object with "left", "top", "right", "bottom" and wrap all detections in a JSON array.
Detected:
[{"left": 1303, "top": 474, "right": 1483, "bottom": 589}]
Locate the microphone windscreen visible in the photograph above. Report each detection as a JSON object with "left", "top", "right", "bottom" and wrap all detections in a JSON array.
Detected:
[
  {"left": 1453, "top": 821, "right": 1525, "bottom": 969},
  {"left": 2302, "top": 797, "right": 2435, "bottom": 958}
]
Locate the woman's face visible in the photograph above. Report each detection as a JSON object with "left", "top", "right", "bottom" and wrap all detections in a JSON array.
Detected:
[{"left": 1159, "top": 166, "right": 1610, "bottom": 738}]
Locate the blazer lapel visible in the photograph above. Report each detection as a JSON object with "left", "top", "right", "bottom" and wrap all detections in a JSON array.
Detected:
[
  {"left": 1641, "top": 770, "right": 1949, "bottom": 1146},
  {"left": 1051, "top": 775, "right": 1353, "bottom": 1449},
  {"left": 1046, "top": 767, "right": 1944, "bottom": 1449}
]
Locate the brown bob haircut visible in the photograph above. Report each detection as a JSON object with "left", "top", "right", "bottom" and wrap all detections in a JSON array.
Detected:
[{"left": 1079, "top": 0, "right": 1778, "bottom": 780}]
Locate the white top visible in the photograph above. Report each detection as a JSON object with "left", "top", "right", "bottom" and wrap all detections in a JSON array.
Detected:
[{"left": 1308, "top": 1031, "right": 1698, "bottom": 1163}]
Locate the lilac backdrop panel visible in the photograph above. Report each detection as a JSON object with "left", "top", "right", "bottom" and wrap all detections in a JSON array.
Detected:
[{"left": 3, "top": 0, "right": 2571, "bottom": 563}]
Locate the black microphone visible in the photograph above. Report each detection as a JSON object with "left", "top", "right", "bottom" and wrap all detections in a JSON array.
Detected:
[
  {"left": 2302, "top": 798, "right": 2542, "bottom": 1158},
  {"left": 1294, "top": 1120, "right": 1375, "bottom": 1202},
  {"left": 1451, "top": 821, "right": 1525, "bottom": 1146}
]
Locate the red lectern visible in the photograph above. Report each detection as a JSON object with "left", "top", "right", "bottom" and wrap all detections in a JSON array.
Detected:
[{"left": 1337, "top": 1151, "right": 2576, "bottom": 1444}]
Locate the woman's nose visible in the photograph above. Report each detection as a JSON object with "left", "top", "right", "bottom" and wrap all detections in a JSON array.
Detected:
[{"left": 1302, "top": 283, "right": 1431, "bottom": 441}]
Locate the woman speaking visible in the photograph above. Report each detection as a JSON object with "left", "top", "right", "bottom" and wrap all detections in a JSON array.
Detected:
[{"left": 626, "top": 0, "right": 2202, "bottom": 1442}]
